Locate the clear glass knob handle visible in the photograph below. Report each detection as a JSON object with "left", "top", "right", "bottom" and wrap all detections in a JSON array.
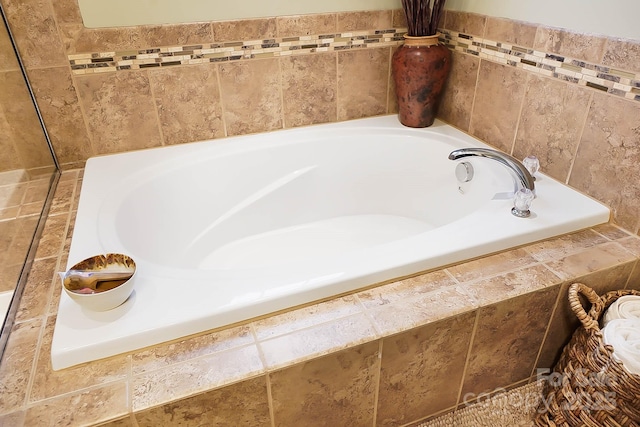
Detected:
[
  {"left": 512, "top": 188, "right": 534, "bottom": 218},
  {"left": 523, "top": 155, "right": 540, "bottom": 180}
]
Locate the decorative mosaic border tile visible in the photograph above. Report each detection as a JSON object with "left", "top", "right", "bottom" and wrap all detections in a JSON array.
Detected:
[
  {"left": 67, "top": 29, "right": 404, "bottom": 74},
  {"left": 441, "top": 29, "right": 640, "bottom": 102},
  {"left": 67, "top": 27, "right": 640, "bottom": 103}
]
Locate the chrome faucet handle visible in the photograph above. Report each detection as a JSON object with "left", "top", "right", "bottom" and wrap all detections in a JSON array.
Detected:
[
  {"left": 523, "top": 155, "right": 540, "bottom": 180},
  {"left": 512, "top": 188, "right": 534, "bottom": 218}
]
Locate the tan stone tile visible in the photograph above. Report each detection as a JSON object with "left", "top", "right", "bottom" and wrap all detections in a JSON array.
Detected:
[
  {"left": 218, "top": 58, "right": 283, "bottom": 136},
  {"left": 269, "top": 341, "right": 379, "bottom": 426},
  {"left": 59, "top": 24, "right": 139, "bottom": 53},
  {"left": 0, "top": 318, "right": 42, "bottom": 414},
  {"left": 96, "top": 415, "right": 137, "bottom": 427},
  {"left": 25, "top": 382, "right": 128, "bottom": 426},
  {"left": 1, "top": 0, "right": 68, "bottom": 68},
  {"left": 148, "top": 63, "right": 224, "bottom": 145},
  {"left": 22, "top": 179, "right": 50, "bottom": 205},
  {"left": 592, "top": 223, "right": 632, "bottom": 241},
  {"left": 33, "top": 213, "right": 68, "bottom": 260},
  {"left": 377, "top": 311, "right": 476, "bottom": 426},
  {"left": 258, "top": 313, "right": 377, "bottom": 370},
  {"left": 281, "top": 53, "right": 337, "bottom": 128},
  {"left": 15, "top": 258, "right": 57, "bottom": 322},
  {"left": 212, "top": 18, "right": 277, "bottom": 41},
  {"left": 29, "top": 316, "right": 130, "bottom": 402},
  {"left": 27, "top": 67, "right": 94, "bottom": 166},
  {"left": 0, "top": 182, "right": 27, "bottom": 208},
  {"left": 536, "top": 263, "right": 635, "bottom": 370},
  {"left": 626, "top": 261, "right": 640, "bottom": 291},
  {"left": 75, "top": 71, "right": 163, "bottom": 155},
  {"left": 0, "top": 206, "right": 19, "bottom": 220},
  {"left": 135, "top": 376, "right": 270, "bottom": 427},
  {"left": 569, "top": 93, "right": 640, "bottom": 232},
  {"left": 139, "top": 23, "right": 213, "bottom": 48},
  {"left": 447, "top": 248, "right": 538, "bottom": 283},
  {"left": 50, "top": 0, "right": 83, "bottom": 25},
  {"left": 464, "top": 264, "right": 560, "bottom": 307},
  {"left": 602, "top": 38, "right": 640, "bottom": 73},
  {"left": 0, "top": 17, "right": 19, "bottom": 71},
  {"left": 252, "top": 295, "right": 362, "bottom": 341},
  {"left": 461, "top": 286, "right": 558, "bottom": 397},
  {"left": 444, "top": 11, "right": 486, "bottom": 37},
  {"left": 337, "top": 47, "right": 390, "bottom": 120},
  {"left": 524, "top": 229, "right": 608, "bottom": 262},
  {"left": 0, "top": 412, "right": 25, "bottom": 426},
  {"left": 513, "top": 75, "right": 592, "bottom": 183},
  {"left": 47, "top": 178, "right": 76, "bottom": 216},
  {"left": 132, "top": 344, "right": 264, "bottom": 411},
  {"left": 337, "top": 10, "right": 392, "bottom": 32},
  {"left": 392, "top": 9, "right": 407, "bottom": 28},
  {"left": 533, "top": 27, "right": 607, "bottom": 64},
  {"left": 438, "top": 50, "right": 479, "bottom": 131},
  {"left": 545, "top": 242, "right": 637, "bottom": 281},
  {"left": 0, "top": 106, "right": 22, "bottom": 171},
  {"left": 484, "top": 17, "right": 538, "bottom": 49},
  {"left": 276, "top": 14, "right": 336, "bottom": 37},
  {"left": 469, "top": 61, "right": 527, "bottom": 153},
  {"left": 618, "top": 236, "right": 640, "bottom": 258},
  {"left": 132, "top": 325, "right": 254, "bottom": 375}
]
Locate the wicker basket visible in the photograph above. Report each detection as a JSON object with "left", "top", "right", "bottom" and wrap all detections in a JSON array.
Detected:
[{"left": 535, "top": 283, "right": 640, "bottom": 427}]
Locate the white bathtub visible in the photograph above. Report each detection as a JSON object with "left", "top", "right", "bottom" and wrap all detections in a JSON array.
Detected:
[{"left": 51, "top": 116, "right": 610, "bottom": 370}]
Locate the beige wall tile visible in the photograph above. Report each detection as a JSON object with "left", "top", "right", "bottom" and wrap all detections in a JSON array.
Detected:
[
  {"left": 49, "top": 0, "right": 83, "bottom": 25},
  {"left": 337, "top": 48, "right": 390, "bottom": 120},
  {"left": 337, "top": 10, "right": 392, "bottom": 32},
  {"left": 212, "top": 18, "right": 277, "bottom": 41},
  {"left": 33, "top": 213, "right": 67, "bottom": 259},
  {"left": 392, "top": 9, "right": 407, "bottom": 28},
  {"left": 0, "top": 18, "right": 19, "bottom": 71},
  {"left": 534, "top": 27, "right": 607, "bottom": 64},
  {"left": 15, "top": 258, "right": 56, "bottom": 322},
  {"left": 0, "top": 319, "right": 42, "bottom": 414},
  {"left": 569, "top": 93, "right": 640, "bottom": 232},
  {"left": 25, "top": 382, "right": 128, "bottom": 426},
  {"left": 1, "top": 0, "right": 68, "bottom": 68},
  {"left": 29, "top": 316, "right": 130, "bottom": 403},
  {"left": 139, "top": 23, "right": 213, "bottom": 48},
  {"left": 135, "top": 376, "right": 271, "bottom": 427},
  {"left": 524, "top": 229, "right": 608, "bottom": 262},
  {"left": 460, "top": 286, "right": 558, "bottom": 398},
  {"left": 469, "top": 60, "right": 528, "bottom": 153},
  {"left": 602, "top": 38, "right": 640, "bottom": 73},
  {"left": 218, "top": 58, "right": 283, "bottom": 136},
  {"left": 149, "top": 63, "right": 225, "bottom": 145},
  {"left": 447, "top": 248, "right": 538, "bottom": 283},
  {"left": 377, "top": 311, "right": 476, "bottom": 426},
  {"left": 484, "top": 17, "right": 538, "bottom": 49},
  {"left": 438, "top": 50, "right": 479, "bottom": 131},
  {"left": 269, "top": 341, "right": 380, "bottom": 427},
  {"left": 75, "top": 71, "right": 163, "bottom": 155},
  {"left": 0, "top": 107, "right": 22, "bottom": 171},
  {"left": 281, "top": 53, "right": 337, "bottom": 127},
  {"left": 27, "top": 66, "right": 94, "bottom": 166},
  {"left": 513, "top": 74, "right": 592, "bottom": 182},
  {"left": 545, "top": 242, "right": 636, "bottom": 280},
  {"left": 444, "top": 11, "right": 486, "bottom": 37},
  {"left": 276, "top": 13, "right": 336, "bottom": 37}
]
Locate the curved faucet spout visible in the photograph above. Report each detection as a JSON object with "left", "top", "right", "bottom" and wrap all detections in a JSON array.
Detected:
[{"left": 448, "top": 148, "right": 535, "bottom": 192}]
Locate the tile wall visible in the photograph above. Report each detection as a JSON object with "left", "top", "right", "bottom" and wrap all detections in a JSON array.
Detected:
[{"left": 1, "top": 0, "right": 639, "bottom": 231}]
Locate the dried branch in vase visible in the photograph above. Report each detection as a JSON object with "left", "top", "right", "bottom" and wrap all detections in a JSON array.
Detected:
[{"left": 401, "top": 0, "right": 446, "bottom": 36}]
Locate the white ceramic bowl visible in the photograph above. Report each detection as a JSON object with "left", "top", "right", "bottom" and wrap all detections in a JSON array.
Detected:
[{"left": 62, "top": 254, "right": 136, "bottom": 311}]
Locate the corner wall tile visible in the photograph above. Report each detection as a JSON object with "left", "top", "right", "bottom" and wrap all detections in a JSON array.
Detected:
[
  {"left": 444, "top": 11, "right": 486, "bottom": 38},
  {"left": 484, "top": 17, "right": 538, "bottom": 49},
  {"left": 569, "top": 92, "right": 640, "bottom": 232},
  {"left": 276, "top": 14, "right": 337, "bottom": 38},
  {"left": 513, "top": 74, "right": 592, "bottom": 182},
  {"left": 218, "top": 58, "right": 283, "bottom": 136},
  {"left": 533, "top": 27, "right": 607, "bottom": 65},
  {"left": 376, "top": 311, "right": 476, "bottom": 426},
  {"left": 75, "top": 71, "right": 163, "bottom": 155},
  {"left": 212, "top": 18, "right": 277, "bottom": 41},
  {"left": 269, "top": 341, "right": 380, "bottom": 427},
  {"left": 49, "top": 0, "right": 83, "bottom": 25},
  {"left": 438, "top": 50, "right": 479, "bottom": 131},
  {"left": 602, "top": 38, "right": 640, "bottom": 73},
  {"left": 337, "top": 48, "right": 390, "bottom": 120},
  {"left": 337, "top": 10, "right": 392, "bottom": 32},
  {"left": 149, "top": 63, "right": 225, "bottom": 145},
  {"left": 469, "top": 60, "right": 528, "bottom": 153}
]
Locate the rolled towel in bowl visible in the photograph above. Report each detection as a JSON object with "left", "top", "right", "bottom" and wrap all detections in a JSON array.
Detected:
[
  {"left": 602, "top": 295, "right": 640, "bottom": 326},
  {"left": 602, "top": 318, "right": 640, "bottom": 376}
]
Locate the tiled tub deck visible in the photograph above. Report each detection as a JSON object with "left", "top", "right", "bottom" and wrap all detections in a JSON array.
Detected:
[{"left": 1, "top": 169, "right": 640, "bottom": 426}]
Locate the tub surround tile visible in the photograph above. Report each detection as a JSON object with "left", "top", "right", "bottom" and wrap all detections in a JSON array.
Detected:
[
  {"left": 545, "top": 241, "right": 637, "bottom": 280},
  {"left": 75, "top": 71, "right": 163, "bottom": 155},
  {"left": 135, "top": 376, "right": 271, "bottom": 427},
  {"left": 14, "top": 257, "right": 56, "bottom": 322},
  {"left": 212, "top": 18, "right": 277, "bottom": 42},
  {"left": 337, "top": 48, "right": 390, "bottom": 120},
  {"left": 534, "top": 27, "right": 607, "bottom": 65},
  {"left": 438, "top": 50, "right": 479, "bottom": 132},
  {"left": 626, "top": 262, "right": 640, "bottom": 291},
  {"left": 569, "top": 92, "right": 640, "bottom": 233},
  {"left": 446, "top": 248, "right": 538, "bottom": 283},
  {"left": 148, "top": 63, "right": 225, "bottom": 145},
  {"left": 49, "top": 0, "right": 83, "bottom": 26},
  {"left": 444, "top": 11, "right": 486, "bottom": 38},
  {"left": 602, "top": 38, "right": 640, "bottom": 74},
  {"left": 524, "top": 228, "right": 608, "bottom": 262},
  {"left": 0, "top": 19, "right": 19, "bottom": 71},
  {"left": 337, "top": 10, "right": 392, "bottom": 32},
  {"left": 392, "top": 9, "right": 407, "bottom": 28},
  {"left": 32, "top": 213, "right": 68, "bottom": 260},
  {"left": 469, "top": 60, "right": 528, "bottom": 153},
  {"left": 592, "top": 223, "right": 632, "bottom": 241},
  {"left": 618, "top": 236, "right": 640, "bottom": 258},
  {"left": 96, "top": 416, "right": 136, "bottom": 427},
  {"left": 281, "top": 53, "right": 338, "bottom": 128},
  {"left": 483, "top": 17, "right": 538, "bottom": 49},
  {"left": 276, "top": 13, "right": 337, "bottom": 38},
  {"left": 460, "top": 287, "right": 559, "bottom": 399},
  {"left": 25, "top": 382, "right": 129, "bottom": 427},
  {"left": 258, "top": 313, "right": 378, "bottom": 370},
  {"left": 0, "top": 319, "right": 42, "bottom": 414},
  {"left": 46, "top": 176, "right": 77, "bottom": 216},
  {"left": 376, "top": 312, "right": 476, "bottom": 426},
  {"left": 269, "top": 341, "right": 380, "bottom": 427},
  {"left": 513, "top": 74, "right": 592, "bottom": 182},
  {"left": 218, "top": 59, "right": 283, "bottom": 136}
]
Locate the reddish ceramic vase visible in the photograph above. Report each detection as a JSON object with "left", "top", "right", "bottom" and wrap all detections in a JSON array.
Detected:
[{"left": 392, "top": 34, "right": 452, "bottom": 128}]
